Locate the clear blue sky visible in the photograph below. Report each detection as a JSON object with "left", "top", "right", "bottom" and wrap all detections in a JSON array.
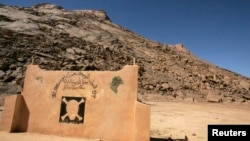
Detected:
[{"left": 1, "top": 0, "right": 250, "bottom": 77}]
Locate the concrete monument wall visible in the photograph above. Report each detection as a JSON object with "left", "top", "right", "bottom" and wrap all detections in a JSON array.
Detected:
[{"left": 0, "top": 65, "right": 150, "bottom": 141}]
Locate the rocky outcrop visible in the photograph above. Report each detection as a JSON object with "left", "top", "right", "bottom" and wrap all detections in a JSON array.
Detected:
[{"left": 0, "top": 3, "right": 249, "bottom": 103}]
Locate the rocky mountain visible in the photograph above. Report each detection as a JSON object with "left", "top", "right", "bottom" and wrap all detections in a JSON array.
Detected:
[{"left": 0, "top": 3, "right": 250, "bottom": 103}]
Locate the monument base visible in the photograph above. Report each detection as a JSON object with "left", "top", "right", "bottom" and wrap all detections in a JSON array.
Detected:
[{"left": 0, "top": 65, "right": 150, "bottom": 141}]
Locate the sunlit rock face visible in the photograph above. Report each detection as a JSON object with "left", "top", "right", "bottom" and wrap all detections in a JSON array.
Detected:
[{"left": 0, "top": 3, "right": 249, "bottom": 103}]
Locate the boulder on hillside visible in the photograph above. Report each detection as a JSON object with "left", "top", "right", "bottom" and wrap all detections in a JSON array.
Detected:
[{"left": 0, "top": 83, "right": 22, "bottom": 94}]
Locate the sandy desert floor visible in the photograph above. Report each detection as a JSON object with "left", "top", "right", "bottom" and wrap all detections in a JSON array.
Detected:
[
  {"left": 0, "top": 101, "right": 250, "bottom": 141},
  {"left": 149, "top": 101, "right": 250, "bottom": 141}
]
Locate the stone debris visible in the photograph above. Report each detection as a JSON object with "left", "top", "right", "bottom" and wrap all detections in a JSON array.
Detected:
[{"left": 0, "top": 3, "right": 249, "bottom": 103}]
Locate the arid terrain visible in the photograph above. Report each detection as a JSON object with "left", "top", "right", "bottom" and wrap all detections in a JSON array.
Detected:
[
  {"left": 1, "top": 3, "right": 250, "bottom": 103},
  {"left": 149, "top": 101, "right": 250, "bottom": 141},
  {"left": 0, "top": 3, "right": 250, "bottom": 141},
  {"left": 1, "top": 101, "right": 250, "bottom": 141}
]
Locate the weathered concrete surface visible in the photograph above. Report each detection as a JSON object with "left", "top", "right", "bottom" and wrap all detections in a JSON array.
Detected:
[
  {"left": 0, "top": 131, "right": 99, "bottom": 141},
  {"left": 1, "top": 95, "right": 29, "bottom": 132},
  {"left": 0, "top": 65, "right": 150, "bottom": 141}
]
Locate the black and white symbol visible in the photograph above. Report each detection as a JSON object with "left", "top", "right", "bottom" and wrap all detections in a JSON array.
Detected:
[{"left": 59, "top": 97, "right": 85, "bottom": 124}]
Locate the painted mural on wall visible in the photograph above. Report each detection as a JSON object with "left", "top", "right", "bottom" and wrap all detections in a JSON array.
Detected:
[
  {"left": 110, "top": 76, "right": 123, "bottom": 94},
  {"left": 52, "top": 72, "right": 98, "bottom": 98},
  {"left": 59, "top": 96, "right": 85, "bottom": 124}
]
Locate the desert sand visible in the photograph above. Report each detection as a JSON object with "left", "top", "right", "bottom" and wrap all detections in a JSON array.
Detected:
[
  {"left": 149, "top": 101, "right": 250, "bottom": 141},
  {"left": 1, "top": 101, "right": 250, "bottom": 141}
]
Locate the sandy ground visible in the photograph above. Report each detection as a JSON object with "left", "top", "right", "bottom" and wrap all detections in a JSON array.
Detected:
[
  {"left": 0, "top": 101, "right": 250, "bottom": 141},
  {"left": 149, "top": 101, "right": 250, "bottom": 141}
]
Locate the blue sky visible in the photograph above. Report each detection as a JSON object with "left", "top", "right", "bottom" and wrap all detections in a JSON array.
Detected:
[{"left": 1, "top": 0, "right": 250, "bottom": 77}]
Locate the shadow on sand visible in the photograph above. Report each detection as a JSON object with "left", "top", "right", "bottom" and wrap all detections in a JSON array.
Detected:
[{"left": 150, "top": 136, "right": 188, "bottom": 141}]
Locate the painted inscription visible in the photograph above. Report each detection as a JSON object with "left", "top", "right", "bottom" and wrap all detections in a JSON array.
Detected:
[
  {"left": 59, "top": 97, "right": 85, "bottom": 124},
  {"left": 52, "top": 72, "right": 97, "bottom": 98},
  {"left": 110, "top": 76, "right": 123, "bottom": 93}
]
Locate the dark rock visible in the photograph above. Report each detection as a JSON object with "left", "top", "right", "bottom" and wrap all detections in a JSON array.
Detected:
[
  {"left": 85, "top": 65, "right": 99, "bottom": 71},
  {"left": 9, "top": 64, "right": 17, "bottom": 70},
  {"left": 16, "top": 77, "right": 25, "bottom": 87},
  {"left": 4, "top": 75, "right": 16, "bottom": 82},
  {"left": 242, "top": 95, "right": 250, "bottom": 100},
  {"left": 0, "top": 49, "right": 7, "bottom": 56},
  {"left": 0, "top": 62, "right": 10, "bottom": 72},
  {"left": 65, "top": 65, "right": 83, "bottom": 70},
  {"left": 144, "top": 84, "right": 155, "bottom": 90},
  {"left": 5, "top": 70, "right": 12, "bottom": 76},
  {"left": 0, "top": 70, "right": 5, "bottom": 78},
  {"left": 0, "top": 83, "right": 22, "bottom": 94},
  {"left": 32, "top": 3, "right": 64, "bottom": 10},
  {"left": 10, "top": 67, "right": 23, "bottom": 77},
  {"left": 0, "top": 15, "right": 14, "bottom": 22}
]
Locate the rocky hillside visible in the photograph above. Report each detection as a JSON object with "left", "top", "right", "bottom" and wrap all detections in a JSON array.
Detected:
[{"left": 0, "top": 3, "right": 250, "bottom": 103}]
